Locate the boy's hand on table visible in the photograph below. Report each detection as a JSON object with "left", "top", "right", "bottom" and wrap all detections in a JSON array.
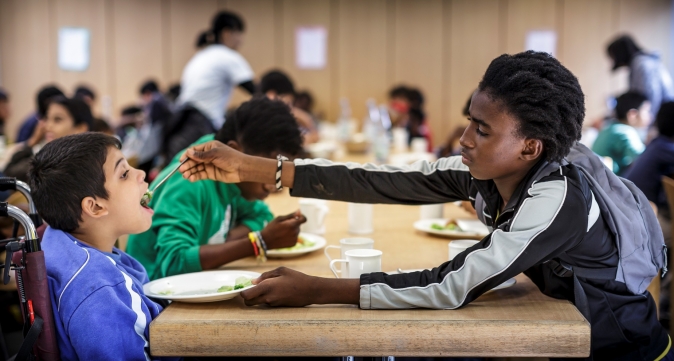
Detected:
[
  {"left": 240, "top": 267, "right": 317, "bottom": 306},
  {"left": 179, "top": 141, "right": 245, "bottom": 183},
  {"left": 261, "top": 210, "right": 306, "bottom": 249},
  {"left": 240, "top": 267, "right": 360, "bottom": 307}
]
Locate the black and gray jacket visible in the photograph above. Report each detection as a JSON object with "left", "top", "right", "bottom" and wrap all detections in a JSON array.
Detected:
[{"left": 290, "top": 155, "right": 669, "bottom": 360}]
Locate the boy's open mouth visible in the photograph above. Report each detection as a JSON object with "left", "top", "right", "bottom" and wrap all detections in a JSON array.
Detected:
[{"left": 140, "top": 191, "right": 153, "bottom": 209}]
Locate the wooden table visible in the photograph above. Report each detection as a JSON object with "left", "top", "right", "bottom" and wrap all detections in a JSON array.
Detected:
[{"left": 150, "top": 194, "right": 590, "bottom": 358}]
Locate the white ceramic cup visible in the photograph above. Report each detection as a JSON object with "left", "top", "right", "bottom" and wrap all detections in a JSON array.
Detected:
[
  {"left": 299, "top": 199, "right": 329, "bottom": 234},
  {"left": 411, "top": 138, "right": 428, "bottom": 153},
  {"left": 348, "top": 203, "right": 373, "bottom": 234},
  {"left": 325, "top": 237, "right": 375, "bottom": 274},
  {"left": 448, "top": 240, "right": 480, "bottom": 261},
  {"left": 392, "top": 127, "right": 409, "bottom": 152},
  {"left": 330, "top": 249, "right": 382, "bottom": 278},
  {"left": 419, "top": 204, "right": 444, "bottom": 220}
]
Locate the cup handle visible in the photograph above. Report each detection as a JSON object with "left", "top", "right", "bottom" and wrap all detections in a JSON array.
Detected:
[
  {"left": 324, "top": 245, "right": 340, "bottom": 262},
  {"left": 330, "top": 259, "right": 348, "bottom": 278}
]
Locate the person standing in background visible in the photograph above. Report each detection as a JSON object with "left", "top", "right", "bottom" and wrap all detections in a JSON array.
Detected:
[
  {"left": 195, "top": 30, "right": 212, "bottom": 50},
  {"left": 165, "top": 11, "right": 255, "bottom": 161},
  {"left": 16, "top": 85, "right": 65, "bottom": 143},
  {"left": 607, "top": 35, "right": 674, "bottom": 120}
]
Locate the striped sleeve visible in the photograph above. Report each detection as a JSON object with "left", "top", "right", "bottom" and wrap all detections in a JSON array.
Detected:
[
  {"left": 290, "top": 156, "right": 473, "bottom": 204},
  {"left": 68, "top": 282, "right": 153, "bottom": 361},
  {"left": 359, "top": 173, "right": 590, "bottom": 309}
]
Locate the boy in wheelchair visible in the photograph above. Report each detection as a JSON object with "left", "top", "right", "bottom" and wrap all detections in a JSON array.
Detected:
[{"left": 28, "top": 133, "right": 179, "bottom": 361}]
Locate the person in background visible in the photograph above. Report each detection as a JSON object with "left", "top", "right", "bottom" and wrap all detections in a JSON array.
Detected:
[
  {"left": 16, "top": 85, "right": 65, "bottom": 143},
  {"left": 260, "top": 70, "right": 319, "bottom": 144},
  {"left": 0, "top": 88, "right": 10, "bottom": 137},
  {"left": 92, "top": 118, "right": 114, "bottom": 137},
  {"left": 165, "top": 83, "right": 181, "bottom": 110},
  {"left": 592, "top": 91, "right": 650, "bottom": 175},
  {"left": 131, "top": 81, "right": 172, "bottom": 176},
  {"left": 140, "top": 80, "right": 172, "bottom": 129},
  {"left": 387, "top": 85, "right": 432, "bottom": 150},
  {"left": 195, "top": 30, "right": 212, "bottom": 50},
  {"left": 625, "top": 101, "right": 674, "bottom": 327},
  {"left": 407, "top": 88, "right": 424, "bottom": 112},
  {"left": 407, "top": 108, "right": 432, "bottom": 151},
  {"left": 73, "top": 85, "right": 96, "bottom": 110},
  {"left": 294, "top": 90, "right": 314, "bottom": 115},
  {"left": 127, "top": 97, "right": 306, "bottom": 280},
  {"left": 5, "top": 96, "right": 92, "bottom": 183},
  {"left": 389, "top": 85, "right": 411, "bottom": 127},
  {"left": 115, "top": 106, "right": 143, "bottom": 142},
  {"left": 607, "top": 35, "right": 674, "bottom": 119},
  {"left": 260, "top": 70, "right": 296, "bottom": 104},
  {"left": 165, "top": 11, "right": 255, "bottom": 161}
]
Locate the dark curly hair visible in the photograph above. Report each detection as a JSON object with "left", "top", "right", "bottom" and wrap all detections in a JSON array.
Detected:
[
  {"left": 478, "top": 51, "right": 585, "bottom": 162},
  {"left": 216, "top": 96, "right": 303, "bottom": 157}
]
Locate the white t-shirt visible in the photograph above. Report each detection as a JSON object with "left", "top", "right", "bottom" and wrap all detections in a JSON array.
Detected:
[{"left": 178, "top": 44, "right": 254, "bottom": 129}]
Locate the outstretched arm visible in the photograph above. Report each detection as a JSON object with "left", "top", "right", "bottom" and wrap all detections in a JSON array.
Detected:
[{"left": 180, "top": 141, "right": 474, "bottom": 205}]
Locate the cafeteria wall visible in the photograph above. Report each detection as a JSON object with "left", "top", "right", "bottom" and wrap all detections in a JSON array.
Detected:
[{"left": 0, "top": 0, "right": 671, "bottom": 143}]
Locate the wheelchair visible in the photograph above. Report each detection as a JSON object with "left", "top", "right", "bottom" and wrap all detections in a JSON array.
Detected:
[{"left": 0, "top": 178, "right": 58, "bottom": 361}]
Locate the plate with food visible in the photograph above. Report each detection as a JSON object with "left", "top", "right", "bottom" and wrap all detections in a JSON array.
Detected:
[
  {"left": 143, "top": 270, "right": 260, "bottom": 303},
  {"left": 266, "top": 233, "right": 327, "bottom": 258},
  {"left": 413, "top": 218, "right": 490, "bottom": 239}
]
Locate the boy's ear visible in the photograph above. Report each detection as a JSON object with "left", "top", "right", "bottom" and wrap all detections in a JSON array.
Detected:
[
  {"left": 80, "top": 196, "right": 109, "bottom": 220},
  {"left": 226, "top": 140, "right": 242, "bottom": 152},
  {"left": 521, "top": 138, "right": 544, "bottom": 161}
]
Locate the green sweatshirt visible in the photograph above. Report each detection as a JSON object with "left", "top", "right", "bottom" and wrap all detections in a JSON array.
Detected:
[{"left": 126, "top": 135, "right": 273, "bottom": 280}]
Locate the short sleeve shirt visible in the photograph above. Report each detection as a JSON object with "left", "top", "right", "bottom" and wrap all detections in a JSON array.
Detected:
[{"left": 178, "top": 44, "right": 254, "bottom": 129}]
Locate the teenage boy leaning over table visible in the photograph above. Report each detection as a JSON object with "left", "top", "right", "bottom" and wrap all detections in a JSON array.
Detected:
[{"left": 179, "top": 51, "right": 672, "bottom": 361}]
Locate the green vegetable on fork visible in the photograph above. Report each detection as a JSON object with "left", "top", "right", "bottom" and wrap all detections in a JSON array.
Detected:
[{"left": 140, "top": 159, "right": 189, "bottom": 207}]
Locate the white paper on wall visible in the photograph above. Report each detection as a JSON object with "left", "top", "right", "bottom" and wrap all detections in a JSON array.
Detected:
[
  {"left": 58, "top": 27, "right": 90, "bottom": 72},
  {"left": 525, "top": 30, "right": 557, "bottom": 57},
  {"left": 296, "top": 27, "right": 327, "bottom": 69}
]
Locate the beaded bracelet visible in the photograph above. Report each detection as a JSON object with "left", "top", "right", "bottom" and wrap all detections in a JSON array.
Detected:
[
  {"left": 256, "top": 231, "right": 268, "bottom": 258},
  {"left": 248, "top": 232, "right": 259, "bottom": 258},
  {"left": 248, "top": 232, "right": 267, "bottom": 263}
]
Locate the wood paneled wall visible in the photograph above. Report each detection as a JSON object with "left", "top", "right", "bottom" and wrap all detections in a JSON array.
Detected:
[{"left": 0, "top": 0, "right": 671, "bottom": 144}]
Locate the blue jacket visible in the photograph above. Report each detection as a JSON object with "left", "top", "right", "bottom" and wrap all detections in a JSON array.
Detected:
[{"left": 42, "top": 227, "right": 180, "bottom": 361}]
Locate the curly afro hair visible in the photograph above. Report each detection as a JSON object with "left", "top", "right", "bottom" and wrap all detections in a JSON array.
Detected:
[{"left": 478, "top": 51, "right": 585, "bottom": 163}]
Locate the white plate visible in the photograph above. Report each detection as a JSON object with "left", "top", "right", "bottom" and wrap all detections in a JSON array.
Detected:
[
  {"left": 413, "top": 218, "right": 490, "bottom": 239},
  {"left": 143, "top": 270, "right": 260, "bottom": 303},
  {"left": 266, "top": 233, "right": 327, "bottom": 259},
  {"left": 388, "top": 269, "right": 516, "bottom": 293}
]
